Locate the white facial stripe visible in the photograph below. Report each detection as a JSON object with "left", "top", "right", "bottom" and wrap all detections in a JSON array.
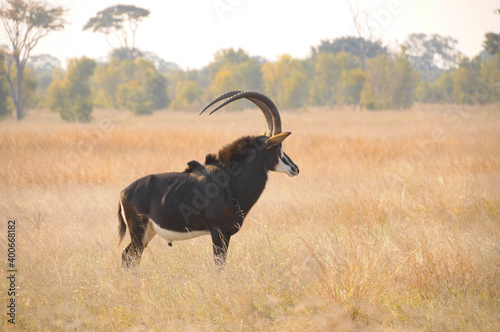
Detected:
[
  {"left": 273, "top": 149, "right": 293, "bottom": 175},
  {"left": 149, "top": 218, "right": 210, "bottom": 245},
  {"left": 274, "top": 158, "right": 292, "bottom": 172},
  {"left": 272, "top": 148, "right": 298, "bottom": 177}
]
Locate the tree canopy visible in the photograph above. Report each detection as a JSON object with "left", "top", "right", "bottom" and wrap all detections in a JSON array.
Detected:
[
  {"left": 312, "top": 37, "right": 387, "bottom": 59},
  {"left": 48, "top": 57, "right": 96, "bottom": 122},
  {"left": 2, "top": 1, "right": 499, "bottom": 121},
  {"left": 83, "top": 5, "right": 150, "bottom": 59},
  {"left": 403, "top": 33, "right": 459, "bottom": 72},
  {"left": 0, "top": 0, "right": 66, "bottom": 119},
  {"left": 483, "top": 33, "right": 500, "bottom": 56}
]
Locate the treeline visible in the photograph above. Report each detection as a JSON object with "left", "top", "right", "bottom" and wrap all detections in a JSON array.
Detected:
[{"left": 1, "top": 34, "right": 499, "bottom": 121}]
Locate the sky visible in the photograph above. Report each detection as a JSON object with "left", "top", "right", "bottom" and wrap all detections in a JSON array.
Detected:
[{"left": 2, "top": 0, "right": 499, "bottom": 69}]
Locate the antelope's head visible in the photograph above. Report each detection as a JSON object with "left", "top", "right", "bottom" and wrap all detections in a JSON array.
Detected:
[{"left": 200, "top": 91, "right": 299, "bottom": 177}]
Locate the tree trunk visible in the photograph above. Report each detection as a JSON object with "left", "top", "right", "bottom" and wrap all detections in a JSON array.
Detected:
[
  {"left": 4, "top": 70, "right": 17, "bottom": 119},
  {"left": 15, "top": 59, "right": 24, "bottom": 121}
]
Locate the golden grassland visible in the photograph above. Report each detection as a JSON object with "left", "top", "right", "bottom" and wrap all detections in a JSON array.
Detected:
[{"left": 1, "top": 104, "right": 499, "bottom": 331}]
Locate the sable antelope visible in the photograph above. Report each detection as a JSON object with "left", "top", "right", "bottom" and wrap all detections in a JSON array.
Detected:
[{"left": 118, "top": 91, "right": 299, "bottom": 267}]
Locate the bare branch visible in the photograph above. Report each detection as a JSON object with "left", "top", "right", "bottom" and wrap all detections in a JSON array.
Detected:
[
  {"left": 347, "top": 1, "right": 362, "bottom": 37},
  {"left": 346, "top": 0, "right": 373, "bottom": 41},
  {"left": 104, "top": 34, "right": 116, "bottom": 50}
]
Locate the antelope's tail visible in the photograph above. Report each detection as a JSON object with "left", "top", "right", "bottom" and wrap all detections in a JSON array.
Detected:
[{"left": 118, "top": 200, "right": 127, "bottom": 246}]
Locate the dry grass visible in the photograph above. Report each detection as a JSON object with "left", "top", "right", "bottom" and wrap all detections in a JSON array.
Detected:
[{"left": 1, "top": 104, "right": 499, "bottom": 331}]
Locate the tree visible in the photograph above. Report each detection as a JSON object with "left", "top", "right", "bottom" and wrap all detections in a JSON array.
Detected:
[
  {"left": 141, "top": 51, "right": 181, "bottom": 72},
  {"left": 208, "top": 48, "right": 263, "bottom": 90},
  {"left": 338, "top": 68, "right": 366, "bottom": 105},
  {"left": 483, "top": 33, "right": 500, "bottom": 56},
  {"left": 360, "top": 52, "right": 419, "bottom": 110},
  {"left": 92, "top": 58, "right": 168, "bottom": 114},
  {"left": 446, "top": 55, "right": 500, "bottom": 104},
  {"left": 28, "top": 53, "right": 60, "bottom": 89},
  {"left": 83, "top": 5, "right": 150, "bottom": 60},
  {"left": 116, "top": 59, "right": 168, "bottom": 114},
  {"left": 309, "top": 51, "right": 363, "bottom": 106},
  {"left": 403, "top": 33, "right": 459, "bottom": 73},
  {"left": 391, "top": 52, "right": 420, "bottom": 108},
  {"left": 170, "top": 80, "right": 202, "bottom": 111},
  {"left": 165, "top": 69, "right": 204, "bottom": 110},
  {"left": 415, "top": 72, "right": 453, "bottom": 103},
  {"left": 0, "top": 0, "right": 66, "bottom": 120},
  {"left": 16, "top": 66, "right": 37, "bottom": 109},
  {"left": 480, "top": 56, "right": 500, "bottom": 102},
  {"left": 28, "top": 53, "right": 61, "bottom": 72},
  {"left": 117, "top": 80, "right": 153, "bottom": 114},
  {"left": 47, "top": 57, "right": 96, "bottom": 122},
  {"left": 205, "top": 48, "right": 263, "bottom": 109},
  {"left": 450, "top": 60, "right": 478, "bottom": 104},
  {"left": 27, "top": 54, "right": 61, "bottom": 107},
  {"left": 312, "top": 37, "right": 387, "bottom": 61},
  {"left": 261, "top": 55, "right": 308, "bottom": 109},
  {"left": 0, "top": 55, "right": 13, "bottom": 118},
  {"left": 343, "top": 1, "right": 388, "bottom": 70},
  {"left": 109, "top": 47, "right": 143, "bottom": 61}
]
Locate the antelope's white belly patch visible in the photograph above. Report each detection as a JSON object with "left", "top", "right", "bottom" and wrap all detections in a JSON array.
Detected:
[{"left": 149, "top": 218, "right": 210, "bottom": 243}]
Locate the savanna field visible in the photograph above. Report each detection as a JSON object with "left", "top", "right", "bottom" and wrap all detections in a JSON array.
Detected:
[{"left": 0, "top": 104, "right": 499, "bottom": 331}]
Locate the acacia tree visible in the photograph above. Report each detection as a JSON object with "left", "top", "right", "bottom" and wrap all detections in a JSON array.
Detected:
[
  {"left": 83, "top": 5, "right": 150, "bottom": 60},
  {"left": 0, "top": 0, "right": 65, "bottom": 120}
]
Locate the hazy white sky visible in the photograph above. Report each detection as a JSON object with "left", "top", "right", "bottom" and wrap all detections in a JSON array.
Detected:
[{"left": 2, "top": 0, "right": 499, "bottom": 69}]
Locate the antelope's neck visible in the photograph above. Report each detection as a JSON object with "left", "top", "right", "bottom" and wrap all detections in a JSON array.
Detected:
[{"left": 229, "top": 161, "right": 268, "bottom": 215}]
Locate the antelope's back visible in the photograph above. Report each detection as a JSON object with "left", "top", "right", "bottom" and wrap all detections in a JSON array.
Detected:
[{"left": 121, "top": 169, "right": 236, "bottom": 232}]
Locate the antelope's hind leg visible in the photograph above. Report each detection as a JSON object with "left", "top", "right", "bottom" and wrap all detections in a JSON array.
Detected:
[{"left": 122, "top": 214, "right": 156, "bottom": 269}]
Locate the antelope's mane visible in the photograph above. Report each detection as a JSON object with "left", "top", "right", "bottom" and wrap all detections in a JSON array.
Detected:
[{"left": 206, "top": 135, "right": 266, "bottom": 167}]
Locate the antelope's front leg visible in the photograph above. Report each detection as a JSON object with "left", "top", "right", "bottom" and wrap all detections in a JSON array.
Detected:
[{"left": 210, "top": 226, "right": 231, "bottom": 266}]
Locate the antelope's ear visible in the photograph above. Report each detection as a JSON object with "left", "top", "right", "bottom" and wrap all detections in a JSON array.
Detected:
[{"left": 265, "top": 132, "right": 291, "bottom": 148}]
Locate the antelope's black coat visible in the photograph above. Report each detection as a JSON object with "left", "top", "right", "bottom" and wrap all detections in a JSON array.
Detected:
[{"left": 118, "top": 135, "right": 283, "bottom": 267}]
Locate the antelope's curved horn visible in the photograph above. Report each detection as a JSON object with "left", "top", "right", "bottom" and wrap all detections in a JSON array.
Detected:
[
  {"left": 247, "top": 97, "right": 273, "bottom": 136},
  {"left": 201, "top": 91, "right": 282, "bottom": 136},
  {"left": 199, "top": 90, "right": 242, "bottom": 115}
]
